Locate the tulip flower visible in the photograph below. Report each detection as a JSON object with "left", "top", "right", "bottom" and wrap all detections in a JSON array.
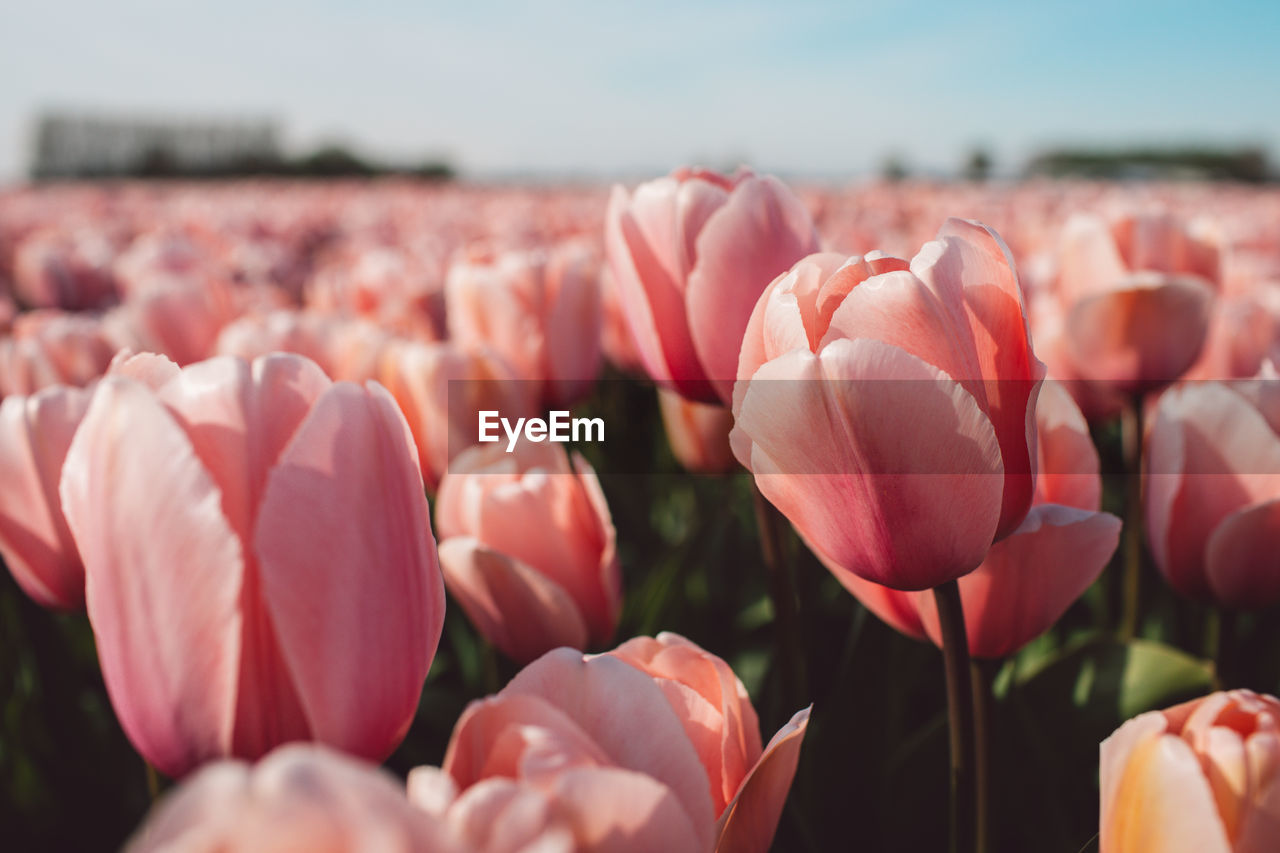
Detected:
[
  {"left": 0, "top": 384, "right": 93, "bottom": 609},
  {"left": 376, "top": 339, "right": 535, "bottom": 492},
  {"left": 408, "top": 768, "right": 577, "bottom": 852},
  {"left": 837, "top": 380, "right": 1121, "bottom": 657},
  {"left": 1100, "top": 690, "right": 1280, "bottom": 852},
  {"left": 59, "top": 352, "right": 445, "bottom": 778},
  {"left": 1145, "top": 377, "right": 1280, "bottom": 608},
  {"left": 216, "top": 309, "right": 394, "bottom": 383},
  {"left": 440, "top": 635, "right": 810, "bottom": 853},
  {"left": 0, "top": 310, "right": 118, "bottom": 397},
  {"left": 127, "top": 745, "right": 455, "bottom": 852},
  {"left": 1056, "top": 210, "right": 1218, "bottom": 394},
  {"left": 732, "top": 219, "right": 1045, "bottom": 591},
  {"left": 434, "top": 440, "right": 620, "bottom": 662},
  {"left": 446, "top": 242, "right": 603, "bottom": 407},
  {"left": 605, "top": 166, "right": 820, "bottom": 403},
  {"left": 657, "top": 386, "right": 736, "bottom": 473}
]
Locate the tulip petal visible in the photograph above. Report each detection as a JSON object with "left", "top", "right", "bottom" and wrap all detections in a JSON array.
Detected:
[
  {"left": 255, "top": 381, "right": 442, "bottom": 761},
  {"left": 734, "top": 339, "right": 1004, "bottom": 590},
  {"left": 1205, "top": 499, "right": 1280, "bottom": 609},
  {"left": 60, "top": 377, "right": 242, "bottom": 777},
  {"left": 918, "top": 505, "right": 1121, "bottom": 658},
  {"left": 549, "top": 766, "right": 708, "bottom": 853},
  {"left": 687, "top": 176, "right": 819, "bottom": 402},
  {"left": 715, "top": 706, "right": 810, "bottom": 853},
  {"left": 439, "top": 537, "right": 590, "bottom": 663},
  {"left": 503, "top": 648, "right": 717, "bottom": 849}
]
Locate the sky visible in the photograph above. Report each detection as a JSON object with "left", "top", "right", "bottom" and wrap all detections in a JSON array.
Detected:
[{"left": 2, "top": 0, "right": 1279, "bottom": 182}]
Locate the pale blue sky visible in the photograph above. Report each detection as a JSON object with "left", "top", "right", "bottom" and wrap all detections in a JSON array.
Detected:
[{"left": 1, "top": 0, "right": 1277, "bottom": 181}]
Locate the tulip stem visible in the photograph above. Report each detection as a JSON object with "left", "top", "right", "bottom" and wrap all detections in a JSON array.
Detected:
[
  {"left": 750, "top": 480, "right": 807, "bottom": 712},
  {"left": 1119, "top": 396, "right": 1145, "bottom": 639},
  {"left": 934, "top": 579, "right": 977, "bottom": 853},
  {"left": 144, "top": 760, "right": 160, "bottom": 802},
  {"left": 970, "top": 658, "right": 995, "bottom": 853}
]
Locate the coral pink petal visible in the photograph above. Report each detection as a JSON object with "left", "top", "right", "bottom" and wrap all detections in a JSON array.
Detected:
[
  {"left": 687, "top": 176, "right": 819, "bottom": 402},
  {"left": 918, "top": 505, "right": 1120, "bottom": 658},
  {"left": 826, "top": 560, "right": 928, "bottom": 641},
  {"left": 503, "top": 648, "right": 717, "bottom": 846},
  {"left": 549, "top": 766, "right": 707, "bottom": 853},
  {"left": 715, "top": 706, "right": 810, "bottom": 853},
  {"left": 734, "top": 339, "right": 1004, "bottom": 590},
  {"left": 1205, "top": 499, "right": 1280, "bottom": 609},
  {"left": 255, "top": 381, "right": 442, "bottom": 761},
  {"left": 1057, "top": 214, "right": 1130, "bottom": 303},
  {"left": 60, "top": 377, "right": 241, "bottom": 777},
  {"left": 1034, "top": 379, "right": 1101, "bottom": 511},
  {"left": 438, "top": 537, "right": 589, "bottom": 663}
]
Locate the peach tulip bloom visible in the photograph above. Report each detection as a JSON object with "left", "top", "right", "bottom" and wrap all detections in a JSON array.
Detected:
[
  {"left": 434, "top": 440, "right": 620, "bottom": 662},
  {"left": 837, "top": 380, "right": 1121, "bottom": 657},
  {"left": 657, "top": 387, "right": 736, "bottom": 473},
  {"left": 1100, "top": 690, "right": 1280, "bottom": 852},
  {"left": 1145, "top": 378, "right": 1280, "bottom": 608},
  {"left": 446, "top": 242, "right": 603, "bottom": 407},
  {"left": 104, "top": 276, "right": 243, "bottom": 366},
  {"left": 59, "top": 352, "right": 445, "bottom": 778},
  {"left": 377, "top": 339, "right": 535, "bottom": 492},
  {"left": 0, "top": 384, "right": 93, "bottom": 609},
  {"left": 408, "top": 768, "right": 576, "bottom": 852},
  {"left": 605, "top": 167, "right": 820, "bottom": 404},
  {"left": 600, "top": 266, "right": 645, "bottom": 374},
  {"left": 1056, "top": 210, "right": 1218, "bottom": 394},
  {"left": 216, "top": 309, "right": 394, "bottom": 383},
  {"left": 440, "top": 636, "right": 810, "bottom": 853},
  {"left": 128, "top": 744, "right": 457, "bottom": 852},
  {"left": 12, "top": 227, "right": 120, "bottom": 310},
  {"left": 0, "top": 311, "right": 118, "bottom": 397},
  {"left": 732, "top": 219, "right": 1045, "bottom": 591}
]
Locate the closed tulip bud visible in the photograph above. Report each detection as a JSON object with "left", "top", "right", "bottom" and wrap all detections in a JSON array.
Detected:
[
  {"left": 0, "top": 384, "right": 93, "bottom": 609},
  {"left": 732, "top": 219, "right": 1044, "bottom": 591},
  {"left": 656, "top": 387, "right": 736, "bottom": 473},
  {"left": 434, "top": 440, "right": 620, "bottom": 662},
  {"left": 1146, "top": 377, "right": 1280, "bottom": 608},
  {"left": 446, "top": 242, "right": 603, "bottom": 407},
  {"left": 605, "top": 167, "right": 819, "bottom": 404},
  {"left": 59, "top": 352, "right": 445, "bottom": 778},
  {"left": 1101, "top": 690, "right": 1280, "bottom": 852}
]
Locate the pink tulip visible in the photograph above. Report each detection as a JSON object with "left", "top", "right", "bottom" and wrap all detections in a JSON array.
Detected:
[
  {"left": 1056, "top": 210, "right": 1218, "bottom": 393},
  {"left": 0, "top": 384, "right": 93, "bottom": 609},
  {"left": 446, "top": 242, "right": 603, "bottom": 407},
  {"left": 0, "top": 310, "right": 118, "bottom": 397},
  {"left": 376, "top": 340, "right": 535, "bottom": 492},
  {"left": 1145, "top": 378, "right": 1280, "bottom": 608},
  {"left": 1100, "top": 690, "right": 1280, "bottom": 852},
  {"left": 12, "top": 227, "right": 120, "bottom": 310},
  {"left": 836, "top": 381, "right": 1121, "bottom": 657},
  {"left": 731, "top": 219, "right": 1045, "bottom": 591},
  {"left": 441, "top": 636, "right": 810, "bottom": 853},
  {"left": 59, "top": 352, "right": 445, "bottom": 778},
  {"left": 605, "top": 167, "right": 820, "bottom": 403},
  {"left": 104, "top": 276, "right": 243, "bottom": 366},
  {"left": 657, "top": 387, "right": 736, "bottom": 474},
  {"left": 408, "top": 768, "right": 576, "bottom": 852},
  {"left": 216, "top": 309, "right": 394, "bottom": 383},
  {"left": 434, "top": 440, "right": 620, "bottom": 662},
  {"left": 128, "top": 744, "right": 455, "bottom": 852}
]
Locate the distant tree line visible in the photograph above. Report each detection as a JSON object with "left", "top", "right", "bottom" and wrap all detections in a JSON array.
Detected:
[{"left": 1025, "top": 146, "right": 1271, "bottom": 183}]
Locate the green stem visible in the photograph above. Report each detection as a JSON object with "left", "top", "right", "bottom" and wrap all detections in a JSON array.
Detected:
[
  {"left": 750, "top": 480, "right": 807, "bottom": 712},
  {"left": 934, "top": 579, "right": 977, "bottom": 853},
  {"left": 145, "top": 760, "right": 160, "bottom": 803},
  {"left": 1119, "top": 395, "right": 1145, "bottom": 639},
  {"left": 971, "top": 658, "right": 995, "bottom": 853}
]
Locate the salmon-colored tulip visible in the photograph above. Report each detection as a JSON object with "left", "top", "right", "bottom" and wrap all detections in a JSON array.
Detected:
[
  {"left": 836, "top": 381, "right": 1121, "bottom": 657},
  {"left": 605, "top": 167, "right": 819, "bottom": 403},
  {"left": 59, "top": 352, "right": 444, "bottom": 778},
  {"left": 0, "top": 384, "right": 93, "bottom": 609},
  {"left": 13, "top": 227, "right": 120, "bottom": 310},
  {"left": 1056, "top": 210, "right": 1218, "bottom": 393},
  {"left": 216, "top": 310, "right": 394, "bottom": 383},
  {"left": 408, "top": 768, "right": 576, "bottom": 852},
  {"left": 0, "top": 310, "right": 118, "bottom": 397},
  {"left": 128, "top": 745, "right": 456, "bottom": 852},
  {"left": 377, "top": 340, "right": 535, "bottom": 492},
  {"left": 1145, "top": 378, "right": 1280, "bottom": 608},
  {"left": 105, "top": 276, "right": 243, "bottom": 366},
  {"left": 1100, "top": 690, "right": 1280, "bottom": 852},
  {"left": 732, "top": 219, "right": 1045, "bottom": 591},
  {"left": 434, "top": 441, "right": 620, "bottom": 662},
  {"left": 657, "top": 387, "right": 736, "bottom": 473},
  {"left": 446, "top": 242, "right": 602, "bottom": 407},
  {"left": 441, "top": 636, "right": 809, "bottom": 853}
]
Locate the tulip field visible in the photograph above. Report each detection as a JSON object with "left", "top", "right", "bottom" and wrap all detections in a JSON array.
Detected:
[{"left": 4, "top": 173, "right": 1280, "bottom": 852}]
